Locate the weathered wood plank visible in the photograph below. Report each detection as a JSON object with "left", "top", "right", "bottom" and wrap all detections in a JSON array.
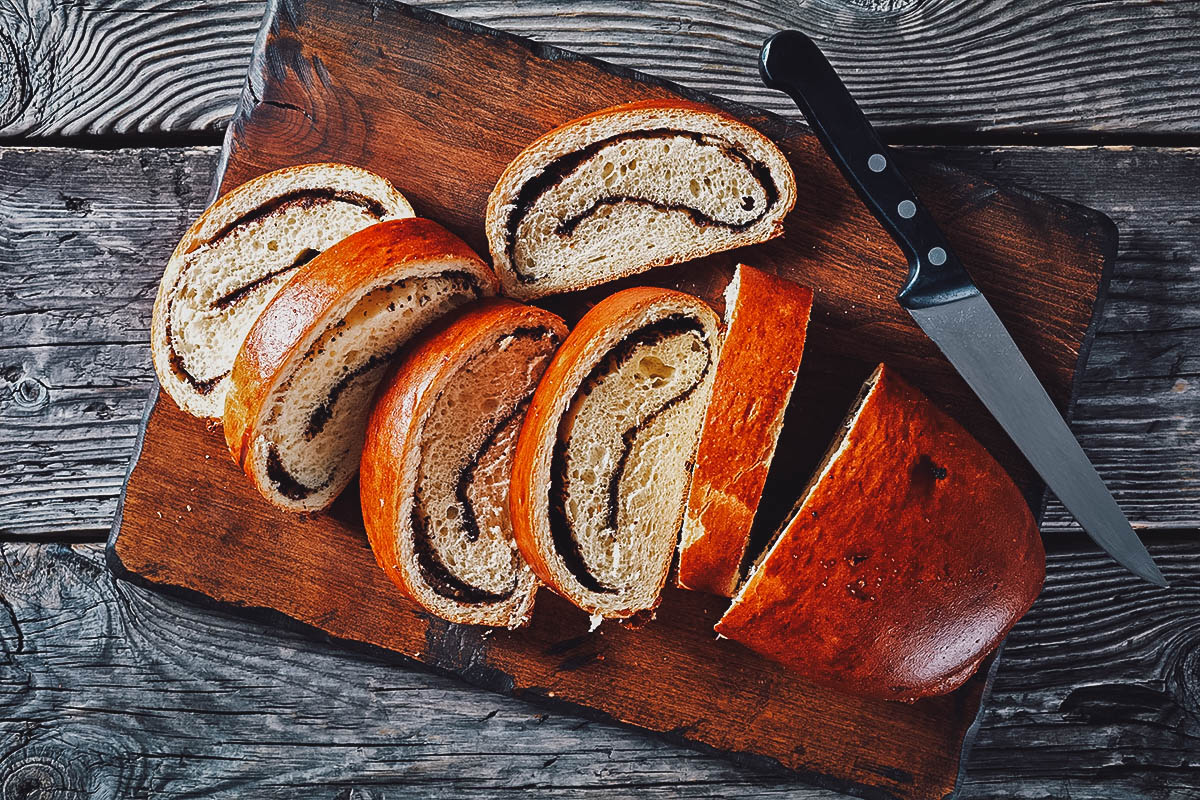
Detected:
[
  {"left": 101, "top": 6, "right": 1129, "bottom": 787},
  {"left": 965, "top": 532, "right": 1200, "bottom": 798},
  {"left": 2, "top": 0, "right": 1200, "bottom": 140},
  {"left": 922, "top": 146, "right": 1200, "bottom": 531},
  {"left": 2, "top": 536, "right": 1197, "bottom": 798},
  {"left": 2, "top": 145, "right": 1195, "bottom": 539},
  {"left": 0, "top": 146, "right": 217, "bottom": 537},
  {"left": 0, "top": 0, "right": 266, "bottom": 138},
  {"left": 0, "top": 542, "right": 844, "bottom": 799}
]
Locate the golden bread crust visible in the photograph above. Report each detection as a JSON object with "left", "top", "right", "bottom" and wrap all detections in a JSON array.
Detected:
[
  {"left": 222, "top": 217, "right": 498, "bottom": 508},
  {"left": 677, "top": 265, "right": 814, "bottom": 597}
]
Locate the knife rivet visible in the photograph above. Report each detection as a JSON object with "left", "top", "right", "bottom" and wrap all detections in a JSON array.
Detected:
[
  {"left": 897, "top": 200, "right": 916, "bottom": 219},
  {"left": 928, "top": 247, "right": 947, "bottom": 265},
  {"left": 868, "top": 153, "right": 886, "bottom": 172}
]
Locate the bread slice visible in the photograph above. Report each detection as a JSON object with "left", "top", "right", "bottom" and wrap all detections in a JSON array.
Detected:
[
  {"left": 361, "top": 300, "right": 567, "bottom": 627},
  {"left": 714, "top": 364, "right": 1045, "bottom": 701},
  {"left": 676, "top": 264, "right": 813, "bottom": 597},
  {"left": 510, "top": 287, "right": 722, "bottom": 620},
  {"left": 223, "top": 218, "right": 497, "bottom": 513},
  {"left": 485, "top": 100, "right": 796, "bottom": 300},
  {"left": 152, "top": 162, "right": 414, "bottom": 418}
]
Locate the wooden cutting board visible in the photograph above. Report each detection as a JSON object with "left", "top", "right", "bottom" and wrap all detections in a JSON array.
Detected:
[{"left": 107, "top": 0, "right": 1116, "bottom": 797}]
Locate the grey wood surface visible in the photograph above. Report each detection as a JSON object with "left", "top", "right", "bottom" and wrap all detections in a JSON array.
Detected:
[
  {"left": 3, "top": 0, "right": 1200, "bottom": 140},
  {"left": 3, "top": 538, "right": 1199, "bottom": 799},
  {"left": 2, "top": 0, "right": 1199, "bottom": 796}
]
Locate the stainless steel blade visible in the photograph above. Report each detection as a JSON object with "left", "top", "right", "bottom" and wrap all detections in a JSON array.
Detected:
[{"left": 907, "top": 290, "right": 1167, "bottom": 587}]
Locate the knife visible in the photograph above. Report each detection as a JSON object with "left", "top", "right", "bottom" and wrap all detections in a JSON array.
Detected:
[{"left": 759, "top": 30, "right": 1166, "bottom": 587}]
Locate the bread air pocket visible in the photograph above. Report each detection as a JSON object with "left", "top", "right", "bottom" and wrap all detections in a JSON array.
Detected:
[{"left": 223, "top": 218, "right": 497, "bottom": 513}]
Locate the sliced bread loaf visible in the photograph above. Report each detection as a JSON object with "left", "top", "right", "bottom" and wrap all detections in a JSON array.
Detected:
[
  {"left": 714, "top": 364, "right": 1045, "bottom": 701},
  {"left": 510, "top": 287, "right": 722, "bottom": 620},
  {"left": 361, "top": 300, "right": 567, "bottom": 627},
  {"left": 153, "top": 163, "right": 414, "bottom": 418},
  {"left": 676, "top": 264, "right": 813, "bottom": 597},
  {"left": 485, "top": 100, "right": 796, "bottom": 299},
  {"left": 224, "top": 218, "right": 497, "bottom": 513}
]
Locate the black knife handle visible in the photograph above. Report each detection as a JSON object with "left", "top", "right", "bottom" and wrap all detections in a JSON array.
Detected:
[{"left": 759, "top": 30, "right": 976, "bottom": 310}]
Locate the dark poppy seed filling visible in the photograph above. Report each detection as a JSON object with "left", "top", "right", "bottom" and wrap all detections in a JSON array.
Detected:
[
  {"left": 455, "top": 327, "right": 557, "bottom": 543},
  {"left": 302, "top": 272, "right": 480, "bottom": 441},
  {"left": 302, "top": 349, "right": 390, "bottom": 442},
  {"left": 166, "top": 292, "right": 228, "bottom": 395},
  {"left": 550, "top": 314, "right": 713, "bottom": 593},
  {"left": 504, "top": 128, "right": 780, "bottom": 283},
  {"left": 206, "top": 189, "right": 388, "bottom": 246},
  {"left": 263, "top": 272, "right": 482, "bottom": 499},
  {"left": 211, "top": 248, "right": 320, "bottom": 311},
  {"left": 555, "top": 196, "right": 757, "bottom": 238},
  {"left": 412, "top": 409, "right": 522, "bottom": 601},
  {"left": 165, "top": 189, "right": 387, "bottom": 392},
  {"left": 168, "top": 352, "right": 227, "bottom": 396},
  {"left": 456, "top": 399, "right": 533, "bottom": 543},
  {"left": 412, "top": 326, "right": 559, "bottom": 603},
  {"left": 411, "top": 504, "right": 514, "bottom": 604},
  {"left": 265, "top": 443, "right": 326, "bottom": 501}
]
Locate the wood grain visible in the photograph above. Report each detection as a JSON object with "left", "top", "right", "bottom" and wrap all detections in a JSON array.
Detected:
[
  {"left": 924, "top": 146, "right": 1200, "bottom": 532},
  {"left": 117, "top": 391, "right": 997, "bottom": 800},
  {"left": 219, "top": 0, "right": 1112, "bottom": 506},
  {"left": 108, "top": 0, "right": 1122, "bottom": 796},
  {"left": 3, "top": 0, "right": 1200, "bottom": 140},
  {"left": 0, "top": 146, "right": 217, "bottom": 537},
  {"left": 968, "top": 532, "right": 1200, "bottom": 799},
  {"left": 0, "top": 2, "right": 1194, "bottom": 797},
  {"left": 0, "top": 542, "right": 842, "bottom": 800},
  {"left": 0, "top": 0, "right": 266, "bottom": 138},
  {"left": 4, "top": 537, "right": 1199, "bottom": 799}
]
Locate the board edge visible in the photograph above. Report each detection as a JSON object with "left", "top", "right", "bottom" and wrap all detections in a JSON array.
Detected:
[
  {"left": 942, "top": 184, "right": 1119, "bottom": 800},
  {"left": 106, "top": 380, "right": 162, "bottom": 577},
  {"left": 212, "top": 0, "right": 284, "bottom": 193}
]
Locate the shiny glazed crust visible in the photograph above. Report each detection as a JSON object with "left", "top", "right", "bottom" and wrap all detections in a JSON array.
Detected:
[
  {"left": 360, "top": 299, "right": 568, "bottom": 628},
  {"left": 509, "top": 286, "right": 721, "bottom": 619},
  {"left": 484, "top": 99, "right": 798, "bottom": 299},
  {"left": 676, "top": 265, "right": 814, "bottom": 596},
  {"left": 223, "top": 218, "right": 498, "bottom": 508},
  {"left": 714, "top": 364, "right": 1045, "bottom": 702}
]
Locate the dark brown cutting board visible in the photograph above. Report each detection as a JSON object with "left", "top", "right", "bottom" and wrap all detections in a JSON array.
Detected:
[{"left": 107, "top": 0, "right": 1116, "bottom": 797}]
